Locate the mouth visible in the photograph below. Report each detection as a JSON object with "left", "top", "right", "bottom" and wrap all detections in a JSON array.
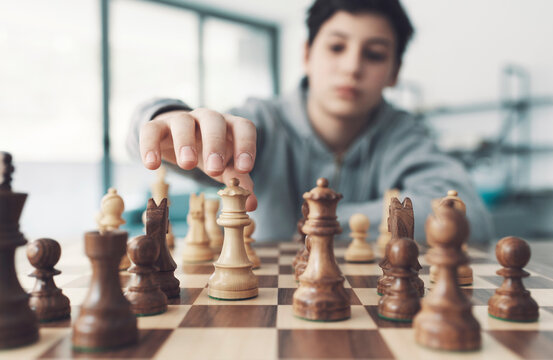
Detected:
[{"left": 334, "top": 86, "right": 360, "bottom": 100}]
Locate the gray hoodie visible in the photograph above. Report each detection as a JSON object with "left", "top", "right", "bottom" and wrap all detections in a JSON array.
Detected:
[{"left": 127, "top": 81, "right": 494, "bottom": 243}]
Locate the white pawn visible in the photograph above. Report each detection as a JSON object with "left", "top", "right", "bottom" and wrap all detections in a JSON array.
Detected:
[
  {"left": 244, "top": 220, "right": 261, "bottom": 269},
  {"left": 97, "top": 188, "right": 130, "bottom": 270},
  {"left": 205, "top": 199, "right": 223, "bottom": 254},
  {"left": 182, "top": 193, "right": 214, "bottom": 263},
  {"left": 345, "top": 214, "right": 374, "bottom": 263}
]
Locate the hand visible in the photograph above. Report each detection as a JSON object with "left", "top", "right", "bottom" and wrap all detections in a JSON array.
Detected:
[{"left": 139, "top": 108, "right": 257, "bottom": 211}]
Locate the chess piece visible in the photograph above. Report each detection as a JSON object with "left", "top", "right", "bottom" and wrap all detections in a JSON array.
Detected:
[
  {"left": 72, "top": 230, "right": 137, "bottom": 351},
  {"left": 413, "top": 200, "right": 481, "bottom": 351},
  {"left": 182, "top": 193, "right": 214, "bottom": 263},
  {"left": 97, "top": 188, "right": 130, "bottom": 271},
  {"left": 205, "top": 199, "right": 224, "bottom": 254},
  {"left": 27, "top": 238, "right": 71, "bottom": 322},
  {"left": 378, "top": 237, "right": 421, "bottom": 322},
  {"left": 151, "top": 166, "right": 174, "bottom": 249},
  {"left": 148, "top": 198, "right": 180, "bottom": 298},
  {"left": 293, "top": 178, "right": 350, "bottom": 321},
  {"left": 377, "top": 198, "right": 424, "bottom": 297},
  {"left": 344, "top": 213, "right": 374, "bottom": 263},
  {"left": 208, "top": 178, "right": 258, "bottom": 300},
  {"left": 430, "top": 190, "right": 473, "bottom": 285},
  {"left": 376, "top": 189, "right": 400, "bottom": 252},
  {"left": 0, "top": 152, "right": 39, "bottom": 348},
  {"left": 125, "top": 234, "right": 168, "bottom": 316},
  {"left": 292, "top": 201, "right": 309, "bottom": 281},
  {"left": 244, "top": 219, "right": 261, "bottom": 269},
  {"left": 488, "top": 236, "right": 539, "bottom": 322}
]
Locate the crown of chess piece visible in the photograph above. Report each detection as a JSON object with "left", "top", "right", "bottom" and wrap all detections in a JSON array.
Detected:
[
  {"left": 378, "top": 237, "right": 421, "bottom": 322},
  {"left": 413, "top": 200, "right": 481, "bottom": 351},
  {"left": 151, "top": 166, "right": 174, "bottom": 249},
  {"left": 205, "top": 199, "right": 224, "bottom": 254},
  {"left": 376, "top": 189, "right": 400, "bottom": 252},
  {"left": 72, "top": 230, "right": 137, "bottom": 351},
  {"left": 488, "top": 236, "right": 539, "bottom": 322},
  {"left": 345, "top": 213, "right": 374, "bottom": 263},
  {"left": 430, "top": 190, "right": 473, "bottom": 286},
  {"left": 292, "top": 201, "right": 309, "bottom": 281},
  {"left": 377, "top": 197, "right": 424, "bottom": 297},
  {"left": 148, "top": 198, "right": 180, "bottom": 299},
  {"left": 208, "top": 178, "right": 258, "bottom": 300},
  {"left": 244, "top": 219, "right": 261, "bottom": 269},
  {"left": 125, "top": 234, "right": 168, "bottom": 316},
  {"left": 97, "top": 188, "right": 131, "bottom": 271},
  {"left": 293, "top": 178, "right": 350, "bottom": 321},
  {"left": 27, "top": 238, "right": 71, "bottom": 322},
  {"left": 0, "top": 152, "right": 39, "bottom": 348},
  {"left": 182, "top": 193, "right": 214, "bottom": 263}
]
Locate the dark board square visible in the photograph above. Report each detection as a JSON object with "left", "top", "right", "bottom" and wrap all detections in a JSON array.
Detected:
[
  {"left": 469, "top": 257, "right": 497, "bottom": 264},
  {"left": 168, "top": 288, "right": 204, "bottom": 305},
  {"left": 279, "top": 265, "right": 294, "bottom": 275},
  {"left": 278, "top": 288, "right": 296, "bottom": 305},
  {"left": 347, "top": 288, "right": 362, "bottom": 305},
  {"left": 365, "top": 306, "right": 412, "bottom": 328},
  {"left": 280, "top": 249, "right": 298, "bottom": 255},
  {"left": 260, "top": 256, "right": 278, "bottom": 264},
  {"left": 481, "top": 275, "right": 553, "bottom": 288},
  {"left": 461, "top": 288, "right": 495, "bottom": 306},
  {"left": 38, "top": 329, "right": 172, "bottom": 359},
  {"left": 488, "top": 330, "right": 553, "bottom": 359},
  {"left": 180, "top": 305, "right": 277, "bottom": 327},
  {"left": 278, "top": 329, "right": 394, "bottom": 359},
  {"left": 346, "top": 275, "right": 380, "bottom": 288},
  {"left": 258, "top": 275, "right": 279, "bottom": 288},
  {"left": 181, "top": 264, "right": 215, "bottom": 274}
]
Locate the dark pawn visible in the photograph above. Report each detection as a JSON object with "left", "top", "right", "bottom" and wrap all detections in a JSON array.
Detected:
[
  {"left": 378, "top": 237, "right": 421, "bottom": 322},
  {"left": 125, "top": 234, "right": 168, "bottom": 316},
  {"left": 72, "top": 230, "right": 137, "bottom": 352},
  {"left": 148, "top": 198, "right": 180, "bottom": 298},
  {"left": 488, "top": 236, "right": 539, "bottom": 322},
  {"left": 27, "top": 238, "right": 71, "bottom": 322},
  {"left": 0, "top": 152, "right": 39, "bottom": 349}
]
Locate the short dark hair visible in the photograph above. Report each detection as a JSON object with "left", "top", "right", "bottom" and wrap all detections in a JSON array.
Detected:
[{"left": 306, "top": 0, "right": 415, "bottom": 65}]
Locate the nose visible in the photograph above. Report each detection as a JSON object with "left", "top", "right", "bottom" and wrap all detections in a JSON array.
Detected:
[{"left": 339, "top": 47, "right": 363, "bottom": 79}]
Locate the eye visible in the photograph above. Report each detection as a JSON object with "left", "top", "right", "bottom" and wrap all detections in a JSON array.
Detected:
[
  {"left": 363, "top": 50, "right": 387, "bottom": 61},
  {"left": 329, "top": 44, "right": 344, "bottom": 53}
]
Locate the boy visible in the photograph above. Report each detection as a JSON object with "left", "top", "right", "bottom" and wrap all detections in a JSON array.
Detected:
[{"left": 127, "top": 0, "right": 493, "bottom": 242}]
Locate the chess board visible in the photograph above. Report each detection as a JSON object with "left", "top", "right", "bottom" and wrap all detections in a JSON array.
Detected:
[{"left": 5, "top": 240, "right": 553, "bottom": 360}]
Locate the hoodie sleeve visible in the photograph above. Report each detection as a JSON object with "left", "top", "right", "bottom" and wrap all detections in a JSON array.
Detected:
[{"left": 338, "top": 113, "right": 494, "bottom": 244}]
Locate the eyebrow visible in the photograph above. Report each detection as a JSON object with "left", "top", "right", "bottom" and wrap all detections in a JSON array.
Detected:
[{"left": 327, "top": 31, "right": 392, "bottom": 47}]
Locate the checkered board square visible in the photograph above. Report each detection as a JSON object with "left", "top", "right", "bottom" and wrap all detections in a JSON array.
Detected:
[{"left": 5, "top": 240, "right": 553, "bottom": 360}]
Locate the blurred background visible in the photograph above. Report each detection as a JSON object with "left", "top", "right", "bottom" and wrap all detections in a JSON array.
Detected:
[{"left": 2, "top": 0, "right": 553, "bottom": 241}]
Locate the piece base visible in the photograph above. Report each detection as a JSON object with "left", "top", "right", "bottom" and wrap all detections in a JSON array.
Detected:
[
  {"left": 488, "top": 313, "right": 539, "bottom": 323},
  {"left": 135, "top": 308, "right": 167, "bottom": 317},
  {"left": 207, "top": 287, "right": 258, "bottom": 300},
  {"left": 293, "top": 314, "right": 350, "bottom": 322},
  {"left": 378, "top": 312, "right": 413, "bottom": 323}
]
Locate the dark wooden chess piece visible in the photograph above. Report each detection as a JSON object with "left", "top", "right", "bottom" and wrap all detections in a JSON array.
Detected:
[
  {"left": 125, "top": 234, "right": 168, "bottom": 316},
  {"left": 378, "top": 237, "right": 421, "bottom": 322},
  {"left": 292, "top": 201, "right": 309, "bottom": 281},
  {"left": 148, "top": 198, "right": 180, "bottom": 298},
  {"left": 488, "top": 236, "right": 539, "bottom": 322},
  {"left": 413, "top": 200, "right": 481, "bottom": 351},
  {"left": 377, "top": 197, "right": 424, "bottom": 297},
  {"left": 72, "top": 230, "right": 137, "bottom": 351},
  {"left": 0, "top": 152, "right": 39, "bottom": 348},
  {"left": 27, "top": 238, "right": 71, "bottom": 322},
  {"left": 293, "top": 178, "right": 350, "bottom": 321}
]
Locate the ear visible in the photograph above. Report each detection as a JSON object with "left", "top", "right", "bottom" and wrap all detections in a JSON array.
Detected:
[{"left": 303, "top": 41, "right": 311, "bottom": 74}]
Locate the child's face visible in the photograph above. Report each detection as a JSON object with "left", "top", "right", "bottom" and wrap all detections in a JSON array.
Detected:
[{"left": 305, "top": 11, "right": 399, "bottom": 120}]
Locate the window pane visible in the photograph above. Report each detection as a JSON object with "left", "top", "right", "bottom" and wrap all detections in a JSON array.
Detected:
[
  {"left": 110, "top": 0, "right": 199, "bottom": 164},
  {"left": 204, "top": 18, "right": 274, "bottom": 111}
]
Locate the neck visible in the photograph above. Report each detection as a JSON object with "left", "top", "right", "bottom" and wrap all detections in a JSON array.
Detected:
[{"left": 307, "top": 96, "right": 376, "bottom": 155}]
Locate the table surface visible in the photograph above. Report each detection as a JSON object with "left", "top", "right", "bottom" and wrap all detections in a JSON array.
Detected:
[{"left": 3, "top": 238, "right": 553, "bottom": 360}]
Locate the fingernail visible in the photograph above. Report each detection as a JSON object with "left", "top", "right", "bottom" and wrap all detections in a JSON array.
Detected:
[
  {"left": 236, "top": 153, "right": 253, "bottom": 171},
  {"left": 179, "top": 146, "right": 196, "bottom": 163},
  {"left": 145, "top": 151, "right": 157, "bottom": 164},
  {"left": 206, "top": 153, "right": 224, "bottom": 172}
]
